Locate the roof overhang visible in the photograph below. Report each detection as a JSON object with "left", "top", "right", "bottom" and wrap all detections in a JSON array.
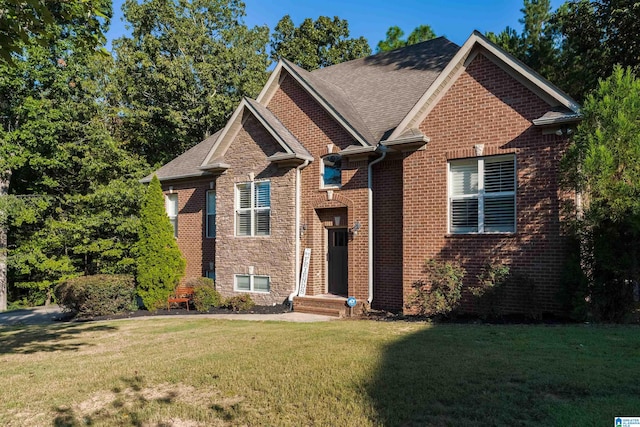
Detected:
[
  {"left": 267, "top": 152, "right": 313, "bottom": 167},
  {"left": 532, "top": 113, "right": 582, "bottom": 126},
  {"left": 382, "top": 131, "right": 430, "bottom": 152},
  {"left": 139, "top": 171, "right": 213, "bottom": 184}
]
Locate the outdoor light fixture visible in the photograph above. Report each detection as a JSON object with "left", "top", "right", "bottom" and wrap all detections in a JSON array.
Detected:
[
  {"left": 350, "top": 220, "right": 361, "bottom": 237},
  {"left": 334, "top": 216, "right": 341, "bottom": 226},
  {"left": 555, "top": 125, "right": 574, "bottom": 137},
  {"left": 300, "top": 223, "right": 307, "bottom": 237}
]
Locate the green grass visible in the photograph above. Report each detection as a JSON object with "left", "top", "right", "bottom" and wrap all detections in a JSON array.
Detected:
[{"left": 0, "top": 318, "right": 638, "bottom": 426}]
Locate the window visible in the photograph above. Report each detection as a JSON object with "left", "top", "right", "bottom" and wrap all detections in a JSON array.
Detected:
[
  {"left": 321, "top": 154, "right": 342, "bottom": 188},
  {"left": 206, "top": 190, "right": 216, "bottom": 238},
  {"left": 235, "top": 274, "right": 270, "bottom": 293},
  {"left": 236, "top": 181, "right": 270, "bottom": 236},
  {"left": 165, "top": 193, "right": 178, "bottom": 238},
  {"left": 205, "top": 270, "right": 216, "bottom": 281},
  {"left": 448, "top": 155, "right": 516, "bottom": 233}
]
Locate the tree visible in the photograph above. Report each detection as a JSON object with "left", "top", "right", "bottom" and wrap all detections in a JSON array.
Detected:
[
  {"left": 486, "top": 0, "right": 558, "bottom": 83},
  {"left": 0, "top": 17, "right": 147, "bottom": 308},
  {"left": 111, "top": 0, "right": 270, "bottom": 166},
  {"left": 0, "top": 0, "right": 111, "bottom": 64},
  {"left": 270, "top": 15, "right": 371, "bottom": 70},
  {"left": 561, "top": 66, "right": 640, "bottom": 321},
  {"left": 552, "top": 0, "right": 640, "bottom": 101},
  {"left": 135, "top": 176, "right": 185, "bottom": 310},
  {"left": 376, "top": 24, "right": 437, "bottom": 52}
]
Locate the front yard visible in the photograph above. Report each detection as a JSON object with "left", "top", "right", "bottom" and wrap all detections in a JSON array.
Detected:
[{"left": 1, "top": 318, "right": 638, "bottom": 426}]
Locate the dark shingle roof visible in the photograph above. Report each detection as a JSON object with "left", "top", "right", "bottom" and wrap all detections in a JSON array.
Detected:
[
  {"left": 141, "top": 131, "right": 220, "bottom": 182},
  {"left": 313, "top": 37, "right": 460, "bottom": 141}
]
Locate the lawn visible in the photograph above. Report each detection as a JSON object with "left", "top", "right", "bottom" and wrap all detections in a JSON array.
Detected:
[{"left": 0, "top": 318, "right": 638, "bottom": 426}]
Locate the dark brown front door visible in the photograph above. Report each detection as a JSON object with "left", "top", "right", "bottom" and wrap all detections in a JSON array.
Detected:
[{"left": 328, "top": 228, "right": 348, "bottom": 295}]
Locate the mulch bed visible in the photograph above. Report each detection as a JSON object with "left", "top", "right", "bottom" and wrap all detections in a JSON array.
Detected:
[{"left": 62, "top": 303, "right": 292, "bottom": 323}]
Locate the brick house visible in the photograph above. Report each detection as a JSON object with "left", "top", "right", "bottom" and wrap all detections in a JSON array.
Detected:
[{"left": 144, "top": 32, "right": 581, "bottom": 315}]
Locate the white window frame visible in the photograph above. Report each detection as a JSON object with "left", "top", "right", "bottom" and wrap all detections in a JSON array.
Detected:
[
  {"left": 235, "top": 180, "right": 271, "bottom": 236},
  {"left": 447, "top": 155, "right": 516, "bottom": 234},
  {"left": 320, "top": 154, "right": 342, "bottom": 189},
  {"left": 165, "top": 193, "right": 178, "bottom": 238},
  {"left": 234, "top": 274, "right": 270, "bottom": 293},
  {"left": 206, "top": 190, "right": 216, "bottom": 238}
]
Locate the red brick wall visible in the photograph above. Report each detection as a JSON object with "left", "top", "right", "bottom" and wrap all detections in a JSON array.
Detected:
[
  {"left": 402, "top": 52, "right": 569, "bottom": 314},
  {"left": 372, "top": 154, "right": 404, "bottom": 311},
  {"left": 268, "top": 75, "right": 371, "bottom": 300},
  {"left": 162, "top": 179, "right": 215, "bottom": 281}
]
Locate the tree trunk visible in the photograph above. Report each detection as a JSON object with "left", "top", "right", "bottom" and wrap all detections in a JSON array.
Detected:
[{"left": 0, "top": 171, "right": 9, "bottom": 311}]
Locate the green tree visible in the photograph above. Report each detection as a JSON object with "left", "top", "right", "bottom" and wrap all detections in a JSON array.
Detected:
[
  {"left": 270, "top": 15, "right": 371, "bottom": 70},
  {"left": 0, "top": 0, "right": 111, "bottom": 64},
  {"left": 376, "top": 24, "right": 437, "bottom": 52},
  {"left": 561, "top": 66, "right": 640, "bottom": 321},
  {"left": 486, "top": 0, "right": 558, "bottom": 82},
  {"left": 0, "top": 18, "right": 147, "bottom": 308},
  {"left": 112, "top": 0, "right": 270, "bottom": 165},
  {"left": 135, "top": 176, "right": 185, "bottom": 310},
  {"left": 552, "top": 0, "right": 640, "bottom": 101}
]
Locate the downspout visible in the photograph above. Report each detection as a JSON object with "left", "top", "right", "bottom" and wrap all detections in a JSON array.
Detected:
[
  {"left": 367, "top": 146, "right": 388, "bottom": 305},
  {"left": 289, "top": 160, "right": 310, "bottom": 305}
]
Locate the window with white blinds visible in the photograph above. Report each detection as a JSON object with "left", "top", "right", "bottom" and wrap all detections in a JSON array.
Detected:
[
  {"left": 448, "top": 155, "right": 516, "bottom": 233},
  {"left": 236, "top": 181, "right": 271, "bottom": 236}
]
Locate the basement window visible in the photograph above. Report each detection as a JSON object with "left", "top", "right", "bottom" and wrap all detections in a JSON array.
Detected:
[{"left": 235, "top": 274, "right": 270, "bottom": 293}]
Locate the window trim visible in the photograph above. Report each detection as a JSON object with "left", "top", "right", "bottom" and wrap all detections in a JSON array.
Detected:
[
  {"left": 235, "top": 180, "right": 271, "bottom": 237},
  {"left": 234, "top": 274, "right": 270, "bottom": 293},
  {"left": 165, "top": 193, "right": 179, "bottom": 238},
  {"left": 206, "top": 190, "right": 216, "bottom": 238},
  {"left": 320, "top": 154, "right": 342, "bottom": 189},
  {"left": 447, "top": 155, "right": 517, "bottom": 234}
]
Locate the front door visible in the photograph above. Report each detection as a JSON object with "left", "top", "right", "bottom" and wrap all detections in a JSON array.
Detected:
[{"left": 328, "top": 228, "right": 348, "bottom": 295}]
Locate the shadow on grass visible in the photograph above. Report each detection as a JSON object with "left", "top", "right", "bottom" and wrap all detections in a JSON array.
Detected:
[
  {"left": 53, "top": 374, "right": 177, "bottom": 427},
  {"left": 365, "top": 324, "right": 640, "bottom": 426},
  {"left": 0, "top": 323, "right": 117, "bottom": 354}
]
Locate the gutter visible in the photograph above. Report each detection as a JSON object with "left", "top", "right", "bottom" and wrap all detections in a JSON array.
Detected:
[
  {"left": 289, "top": 159, "right": 310, "bottom": 305},
  {"left": 367, "top": 146, "right": 388, "bottom": 305}
]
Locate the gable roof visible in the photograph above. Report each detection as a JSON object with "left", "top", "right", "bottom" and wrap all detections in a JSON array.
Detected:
[
  {"left": 313, "top": 36, "right": 460, "bottom": 141},
  {"left": 387, "top": 31, "right": 581, "bottom": 141},
  {"left": 140, "top": 130, "right": 221, "bottom": 183},
  {"left": 200, "top": 97, "right": 312, "bottom": 170}
]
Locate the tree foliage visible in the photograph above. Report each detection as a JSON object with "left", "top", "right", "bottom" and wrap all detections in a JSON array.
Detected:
[
  {"left": 561, "top": 66, "right": 640, "bottom": 321},
  {"left": 376, "top": 25, "right": 437, "bottom": 52},
  {"left": 270, "top": 15, "right": 371, "bottom": 70},
  {"left": 0, "top": 0, "right": 111, "bottom": 64},
  {"left": 135, "top": 176, "right": 185, "bottom": 310},
  {"left": 111, "top": 0, "right": 270, "bottom": 165},
  {"left": 0, "top": 16, "right": 147, "bottom": 307}
]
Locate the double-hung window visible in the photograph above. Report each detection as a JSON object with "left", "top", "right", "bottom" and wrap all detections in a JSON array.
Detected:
[
  {"left": 165, "top": 193, "right": 178, "bottom": 238},
  {"left": 206, "top": 190, "right": 216, "bottom": 238},
  {"left": 235, "top": 274, "right": 270, "bottom": 293},
  {"left": 236, "top": 181, "right": 271, "bottom": 236},
  {"left": 448, "top": 155, "right": 516, "bottom": 233}
]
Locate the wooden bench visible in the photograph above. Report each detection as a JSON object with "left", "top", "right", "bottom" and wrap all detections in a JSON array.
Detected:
[{"left": 167, "top": 286, "right": 195, "bottom": 311}]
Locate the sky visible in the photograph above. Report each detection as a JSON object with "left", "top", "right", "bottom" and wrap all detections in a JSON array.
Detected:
[{"left": 105, "top": 0, "right": 565, "bottom": 51}]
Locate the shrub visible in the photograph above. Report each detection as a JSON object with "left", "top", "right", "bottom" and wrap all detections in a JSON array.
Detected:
[
  {"left": 54, "top": 274, "right": 136, "bottom": 317},
  {"left": 224, "top": 294, "right": 255, "bottom": 311},
  {"left": 469, "top": 262, "right": 510, "bottom": 298},
  {"left": 405, "top": 259, "right": 465, "bottom": 317},
  {"left": 187, "top": 277, "right": 222, "bottom": 312},
  {"left": 135, "top": 175, "right": 186, "bottom": 310}
]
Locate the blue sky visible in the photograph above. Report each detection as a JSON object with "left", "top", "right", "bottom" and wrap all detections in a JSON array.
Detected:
[{"left": 105, "top": 0, "right": 565, "bottom": 51}]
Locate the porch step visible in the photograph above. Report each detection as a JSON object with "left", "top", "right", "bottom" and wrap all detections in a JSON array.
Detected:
[{"left": 293, "top": 296, "right": 353, "bottom": 318}]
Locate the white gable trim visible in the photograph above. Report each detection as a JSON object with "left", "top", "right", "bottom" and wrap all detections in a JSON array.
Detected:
[
  {"left": 257, "top": 60, "right": 370, "bottom": 147},
  {"left": 387, "top": 31, "right": 581, "bottom": 142}
]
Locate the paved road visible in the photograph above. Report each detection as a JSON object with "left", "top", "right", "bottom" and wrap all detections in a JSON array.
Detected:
[{"left": 0, "top": 305, "right": 336, "bottom": 326}]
